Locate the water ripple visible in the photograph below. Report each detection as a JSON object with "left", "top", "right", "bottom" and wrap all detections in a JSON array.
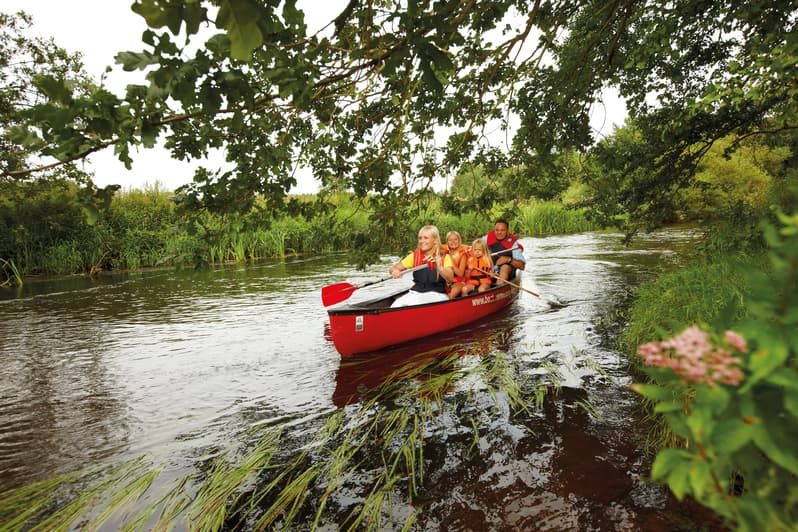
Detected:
[{"left": 0, "top": 232, "right": 699, "bottom": 505}]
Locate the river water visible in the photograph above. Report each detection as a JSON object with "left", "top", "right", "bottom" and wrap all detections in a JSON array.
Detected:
[{"left": 0, "top": 228, "right": 722, "bottom": 529}]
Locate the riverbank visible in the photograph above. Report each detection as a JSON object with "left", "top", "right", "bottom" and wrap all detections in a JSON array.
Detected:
[
  {"left": 613, "top": 212, "right": 798, "bottom": 530},
  {"left": 618, "top": 250, "right": 758, "bottom": 449}
]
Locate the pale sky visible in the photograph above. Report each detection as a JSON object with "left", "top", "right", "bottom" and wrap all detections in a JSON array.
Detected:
[{"left": 6, "top": 1, "right": 626, "bottom": 194}]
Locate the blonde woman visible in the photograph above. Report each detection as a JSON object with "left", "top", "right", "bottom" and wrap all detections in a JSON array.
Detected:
[{"left": 388, "top": 225, "right": 454, "bottom": 307}]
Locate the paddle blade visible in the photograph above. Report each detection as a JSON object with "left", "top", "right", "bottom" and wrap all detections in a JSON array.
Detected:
[{"left": 321, "top": 282, "right": 358, "bottom": 306}]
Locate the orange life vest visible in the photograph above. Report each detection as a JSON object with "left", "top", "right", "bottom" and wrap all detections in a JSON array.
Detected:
[
  {"left": 441, "top": 244, "right": 469, "bottom": 282},
  {"left": 466, "top": 254, "right": 493, "bottom": 286}
]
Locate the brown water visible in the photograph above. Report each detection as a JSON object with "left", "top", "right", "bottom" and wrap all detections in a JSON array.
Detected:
[{"left": 0, "top": 228, "right": 723, "bottom": 529}]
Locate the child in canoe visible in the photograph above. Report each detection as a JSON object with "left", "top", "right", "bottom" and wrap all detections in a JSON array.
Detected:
[
  {"left": 441, "top": 230, "right": 470, "bottom": 298},
  {"left": 462, "top": 239, "right": 494, "bottom": 296}
]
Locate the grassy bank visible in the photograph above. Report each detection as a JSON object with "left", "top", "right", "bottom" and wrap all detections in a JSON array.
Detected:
[
  {"left": 1, "top": 184, "right": 599, "bottom": 283},
  {"left": 617, "top": 252, "right": 756, "bottom": 450},
  {"left": 616, "top": 211, "right": 798, "bottom": 530}
]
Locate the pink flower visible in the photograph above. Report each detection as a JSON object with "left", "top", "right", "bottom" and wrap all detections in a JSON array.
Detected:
[
  {"left": 636, "top": 325, "right": 747, "bottom": 387},
  {"left": 724, "top": 330, "right": 748, "bottom": 353},
  {"left": 663, "top": 326, "right": 712, "bottom": 363}
]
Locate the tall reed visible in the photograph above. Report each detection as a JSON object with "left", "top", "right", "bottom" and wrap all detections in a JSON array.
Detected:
[
  {"left": 0, "top": 258, "right": 23, "bottom": 286},
  {"left": 512, "top": 201, "right": 596, "bottom": 235},
  {"left": 4, "top": 180, "right": 606, "bottom": 277}
]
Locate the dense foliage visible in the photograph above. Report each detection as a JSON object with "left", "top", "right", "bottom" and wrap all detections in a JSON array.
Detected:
[
  {"left": 0, "top": 12, "right": 92, "bottom": 174},
  {"left": 2, "top": 3, "right": 796, "bottom": 233},
  {"left": 625, "top": 213, "right": 798, "bottom": 530}
]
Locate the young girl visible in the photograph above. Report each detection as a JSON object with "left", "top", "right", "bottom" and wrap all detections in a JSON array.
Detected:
[
  {"left": 462, "top": 239, "right": 494, "bottom": 295},
  {"left": 441, "top": 230, "right": 469, "bottom": 298},
  {"left": 388, "top": 225, "right": 454, "bottom": 307}
]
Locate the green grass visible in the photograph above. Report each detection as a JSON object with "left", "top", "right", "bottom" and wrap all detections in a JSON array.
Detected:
[
  {"left": 617, "top": 252, "right": 756, "bottom": 451},
  {"left": 618, "top": 254, "right": 753, "bottom": 370},
  {"left": 0, "top": 258, "right": 23, "bottom": 286},
  {"left": 3, "top": 183, "right": 607, "bottom": 277},
  {"left": 511, "top": 201, "right": 597, "bottom": 235}
]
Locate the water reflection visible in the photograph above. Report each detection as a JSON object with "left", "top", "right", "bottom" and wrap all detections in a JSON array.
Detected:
[
  {"left": 331, "top": 297, "right": 526, "bottom": 406},
  {"left": 0, "top": 291, "right": 128, "bottom": 492},
  {"left": 0, "top": 258, "right": 350, "bottom": 491}
]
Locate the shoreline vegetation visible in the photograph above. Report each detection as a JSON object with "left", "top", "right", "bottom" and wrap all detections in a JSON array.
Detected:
[{"left": 0, "top": 184, "right": 599, "bottom": 287}]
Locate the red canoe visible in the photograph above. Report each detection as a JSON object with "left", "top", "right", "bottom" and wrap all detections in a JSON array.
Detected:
[{"left": 327, "top": 282, "right": 519, "bottom": 356}]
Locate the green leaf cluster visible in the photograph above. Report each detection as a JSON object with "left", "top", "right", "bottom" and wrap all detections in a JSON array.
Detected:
[{"left": 632, "top": 212, "right": 798, "bottom": 530}]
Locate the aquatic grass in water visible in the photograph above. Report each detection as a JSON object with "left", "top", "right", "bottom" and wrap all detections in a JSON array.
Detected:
[
  {"left": 1, "top": 344, "right": 571, "bottom": 530},
  {"left": 0, "top": 457, "right": 160, "bottom": 531},
  {"left": 0, "top": 258, "right": 23, "bottom": 286},
  {"left": 125, "top": 474, "right": 192, "bottom": 531},
  {"left": 188, "top": 430, "right": 282, "bottom": 530}
]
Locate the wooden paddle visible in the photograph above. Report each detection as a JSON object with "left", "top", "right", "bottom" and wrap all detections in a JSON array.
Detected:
[
  {"left": 321, "top": 263, "right": 430, "bottom": 307},
  {"left": 474, "top": 267, "right": 567, "bottom": 308}
]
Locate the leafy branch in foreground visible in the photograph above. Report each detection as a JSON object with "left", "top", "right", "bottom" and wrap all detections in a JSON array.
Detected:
[
  {"left": 5, "top": 2, "right": 558, "bottom": 212},
  {"left": 631, "top": 211, "right": 798, "bottom": 530},
  {"left": 6, "top": 2, "right": 793, "bottom": 236}
]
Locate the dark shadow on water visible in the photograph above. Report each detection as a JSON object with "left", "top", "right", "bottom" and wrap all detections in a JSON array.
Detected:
[{"left": 412, "top": 386, "right": 727, "bottom": 531}]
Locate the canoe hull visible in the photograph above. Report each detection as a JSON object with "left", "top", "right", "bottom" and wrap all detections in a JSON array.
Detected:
[{"left": 327, "top": 283, "right": 519, "bottom": 356}]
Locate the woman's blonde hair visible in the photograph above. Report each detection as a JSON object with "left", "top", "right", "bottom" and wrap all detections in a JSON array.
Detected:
[{"left": 418, "top": 225, "right": 442, "bottom": 246}]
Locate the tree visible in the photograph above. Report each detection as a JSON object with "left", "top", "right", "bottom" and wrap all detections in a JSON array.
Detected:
[
  {"left": 583, "top": 119, "right": 679, "bottom": 230},
  {"left": 2, "top": 1, "right": 796, "bottom": 231},
  {"left": 0, "top": 13, "right": 122, "bottom": 278},
  {"left": 513, "top": 1, "right": 798, "bottom": 228},
  {"left": 0, "top": 12, "right": 94, "bottom": 176},
  {"left": 675, "top": 135, "right": 789, "bottom": 222},
  {"left": 443, "top": 164, "right": 500, "bottom": 215}
]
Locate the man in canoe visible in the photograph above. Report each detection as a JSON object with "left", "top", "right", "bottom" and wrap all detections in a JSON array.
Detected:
[
  {"left": 388, "top": 225, "right": 455, "bottom": 307},
  {"left": 483, "top": 218, "right": 526, "bottom": 284}
]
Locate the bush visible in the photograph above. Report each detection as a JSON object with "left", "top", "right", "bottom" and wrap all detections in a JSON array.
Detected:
[{"left": 629, "top": 212, "right": 798, "bottom": 530}]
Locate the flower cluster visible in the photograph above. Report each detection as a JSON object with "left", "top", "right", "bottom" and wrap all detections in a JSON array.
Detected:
[{"left": 637, "top": 325, "right": 747, "bottom": 386}]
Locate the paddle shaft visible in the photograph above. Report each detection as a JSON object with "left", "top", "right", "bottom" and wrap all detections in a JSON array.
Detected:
[
  {"left": 321, "top": 262, "right": 431, "bottom": 306},
  {"left": 375, "top": 262, "right": 429, "bottom": 285},
  {"left": 473, "top": 266, "right": 566, "bottom": 308}
]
